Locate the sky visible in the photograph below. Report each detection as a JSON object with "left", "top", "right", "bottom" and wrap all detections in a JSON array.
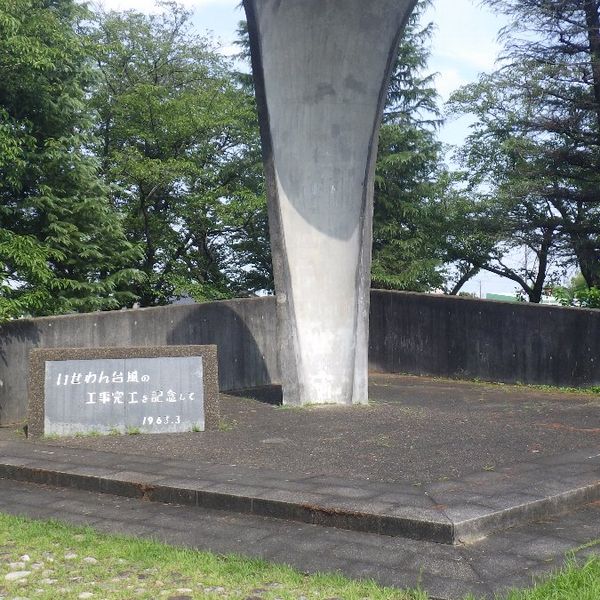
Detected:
[
  {"left": 90, "top": 0, "right": 519, "bottom": 297},
  {"left": 92, "top": 0, "right": 506, "bottom": 106}
]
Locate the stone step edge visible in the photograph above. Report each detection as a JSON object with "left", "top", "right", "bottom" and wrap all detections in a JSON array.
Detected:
[
  {"left": 0, "top": 462, "right": 454, "bottom": 545},
  {"left": 453, "top": 481, "right": 600, "bottom": 544},
  {"left": 1, "top": 459, "right": 598, "bottom": 546}
]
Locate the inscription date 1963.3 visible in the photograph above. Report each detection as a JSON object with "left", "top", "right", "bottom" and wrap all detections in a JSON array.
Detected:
[{"left": 142, "top": 415, "right": 182, "bottom": 426}]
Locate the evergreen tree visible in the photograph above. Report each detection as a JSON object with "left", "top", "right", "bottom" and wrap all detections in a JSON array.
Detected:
[
  {"left": 449, "top": 0, "right": 600, "bottom": 300},
  {"left": 372, "top": 0, "right": 450, "bottom": 292}
]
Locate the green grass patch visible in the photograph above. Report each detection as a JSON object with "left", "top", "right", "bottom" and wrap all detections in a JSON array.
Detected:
[
  {"left": 0, "top": 513, "right": 424, "bottom": 599},
  {"left": 74, "top": 430, "right": 102, "bottom": 438},
  {"left": 512, "top": 382, "right": 600, "bottom": 397},
  {"left": 496, "top": 557, "right": 600, "bottom": 600},
  {"left": 379, "top": 373, "right": 600, "bottom": 398},
  {"left": 217, "top": 418, "right": 238, "bottom": 432}
]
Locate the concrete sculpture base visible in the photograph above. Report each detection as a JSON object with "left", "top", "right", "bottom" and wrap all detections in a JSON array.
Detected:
[{"left": 244, "top": 0, "right": 417, "bottom": 405}]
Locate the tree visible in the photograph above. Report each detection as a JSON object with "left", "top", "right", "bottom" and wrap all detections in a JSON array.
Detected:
[
  {"left": 0, "top": 0, "right": 141, "bottom": 319},
  {"left": 555, "top": 273, "right": 600, "bottom": 308},
  {"left": 442, "top": 84, "right": 567, "bottom": 304},
  {"left": 88, "top": 4, "right": 269, "bottom": 306},
  {"left": 448, "top": 0, "right": 600, "bottom": 300},
  {"left": 372, "top": 0, "right": 450, "bottom": 292}
]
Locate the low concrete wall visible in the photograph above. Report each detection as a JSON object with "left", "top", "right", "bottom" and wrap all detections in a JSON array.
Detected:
[
  {"left": 0, "top": 298, "right": 278, "bottom": 425},
  {"left": 1, "top": 291, "right": 598, "bottom": 424},
  {"left": 369, "top": 291, "right": 600, "bottom": 388}
]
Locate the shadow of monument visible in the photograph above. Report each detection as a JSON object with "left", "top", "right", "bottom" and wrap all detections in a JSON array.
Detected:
[
  {"left": 166, "top": 299, "right": 279, "bottom": 396},
  {"left": 0, "top": 319, "right": 41, "bottom": 425},
  {"left": 226, "top": 385, "right": 283, "bottom": 406}
]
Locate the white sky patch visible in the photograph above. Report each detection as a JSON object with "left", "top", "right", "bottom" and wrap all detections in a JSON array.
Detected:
[
  {"left": 191, "top": 0, "right": 238, "bottom": 6},
  {"left": 89, "top": 0, "right": 238, "bottom": 11},
  {"left": 425, "top": 0, "right": 507, "bottom": 94},
  {"left": 423, "top": 1, "right": 507, "bottom": 150},
  {"left": 462, "top": 270, "right": 521, "bottom": 298},
  {"left": 434, "top": 67, "right": 468, "bottom": 102},
  {"left": 219, "top": 43, "right": 239, "bottom": 57},
  {"left": 436, "top": 45, "right": 500, "bottom": 73}
]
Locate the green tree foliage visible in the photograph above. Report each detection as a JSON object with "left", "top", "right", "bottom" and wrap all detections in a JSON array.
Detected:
[
  {"left": 555, "top": 274, "right": 600, "bottom": 308},
  {"left": 88, "top": 4, "right": 269, "bottom": 306},
  {"left": 372, "top": 0, "right": 450, "bottom": 292},
  {"left": 0, "top": 0, "right": 141, "bottom": 319},
  {"left": 448, "top": 0, "right": 600, "bottom": 301}
]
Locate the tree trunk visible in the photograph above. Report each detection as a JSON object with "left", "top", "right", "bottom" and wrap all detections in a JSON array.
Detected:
[
  {"left": 584, "top": 1, "right": 600, "bottom": 133},
  {"left": 529, "top": 228, "right": 554, "bottom": 303},
  {"left": 449, "top": 266, "right": 479, "bottom": 295},
  {"left": 573, "top": 238, "right": 600, "bottom": 288}
]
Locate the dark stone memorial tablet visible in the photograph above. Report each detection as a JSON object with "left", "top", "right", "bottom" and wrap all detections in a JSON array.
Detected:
[{"left": 28, "top": 346, "right": 219, "bottom": 438}]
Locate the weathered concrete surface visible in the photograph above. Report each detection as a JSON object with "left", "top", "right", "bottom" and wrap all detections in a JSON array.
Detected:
[
  {"left": 369, "top": 291, "right": 600, "bottom": 387},
  {"left": 244, "top": 0, "right": 417, "bottom": 405},
  {"left": 2, "top": 291, "right": 600, "bottom": 425},
  {"left": 2, "top": 437, "right": 599, "bottom": 545},
  {"left": 3, "top": 478, "right": 600, "bottom": 600},
  {"left": 22, "top": 373, "right": 600, "bottom": 486},
  {"left": 0, "top": 299, "right": 277, "bottom": 425},
  {"left": 28, "top": 346, "right": 220, "bottom": 438}
]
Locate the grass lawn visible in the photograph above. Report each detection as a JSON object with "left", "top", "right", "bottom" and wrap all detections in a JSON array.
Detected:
[
  {"left": 0, "top": 513, "right": 598, "bottom": 599},
  {"left": 501, "top": 555, "right": 600, "bottom": 600}
]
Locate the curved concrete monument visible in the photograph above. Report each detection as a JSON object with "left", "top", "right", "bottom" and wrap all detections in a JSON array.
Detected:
[{"left": 244, "top": 0, "right": 418, "bottom": 405}]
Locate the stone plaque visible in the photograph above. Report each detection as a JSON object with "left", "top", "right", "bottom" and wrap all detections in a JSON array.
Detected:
[{"left": 28, "top": 346, "right": 219, "bottom": 438}]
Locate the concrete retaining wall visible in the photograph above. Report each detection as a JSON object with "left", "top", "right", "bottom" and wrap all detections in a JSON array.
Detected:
[
  {"left": 0, "top": 298, "right": 278, "bottom": 425},
  {"left": 369, "top": 291, "right": 600, "bottom": 388},
  {"left": 1, "top": 291, "right": 598, "bottom": 424}
]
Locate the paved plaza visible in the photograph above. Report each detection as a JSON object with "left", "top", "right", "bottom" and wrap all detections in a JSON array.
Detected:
[
  {"left": 21, "top": 374, "right": 600, "bottom": 485},
  {"left": 0, "top": 374, "right": 598, "bottom": 599}
]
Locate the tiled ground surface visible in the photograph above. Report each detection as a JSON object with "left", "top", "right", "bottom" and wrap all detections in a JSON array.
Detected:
[
  {"left": 0, "top": 440, "right": 598, "bottom": 545},
  {"left": 0, "top": 479, "right": 599, "bottom": 600}
]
